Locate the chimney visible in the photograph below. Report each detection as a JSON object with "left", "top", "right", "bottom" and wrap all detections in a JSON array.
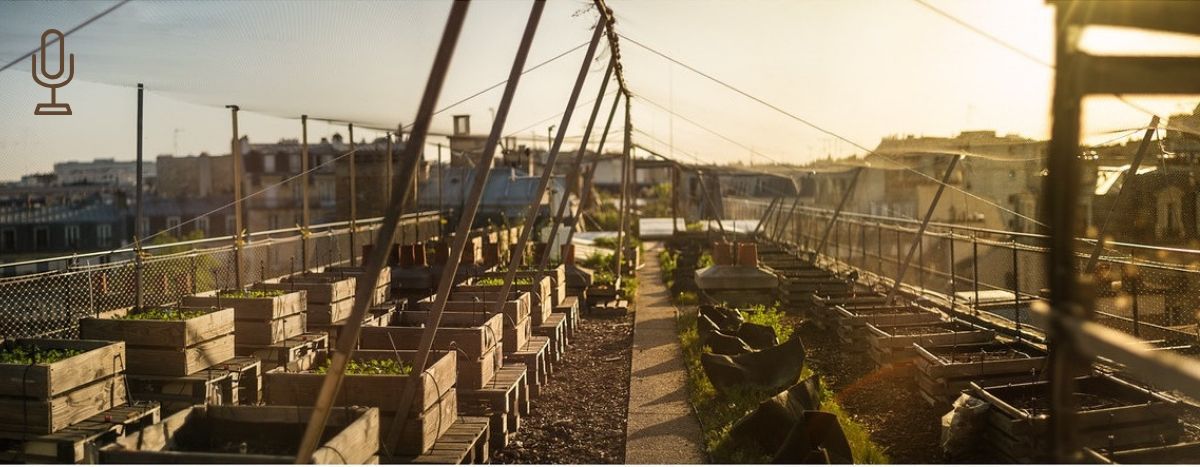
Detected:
[
  {"left": 711, "top": 241, "right": 733, "bottom": 266},
  {"left": 331, "top": 133, "right": 343, "bottom": 144},
  {"left": 737, "top": 242, "right": 758, "bottom": 268},
  {"left": 453, "top": 115, "right": 471, "bottom": 136}
]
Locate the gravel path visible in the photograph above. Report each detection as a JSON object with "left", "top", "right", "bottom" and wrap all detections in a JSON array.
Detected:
[{"left": 491, "top": 314, "right": 634, "bottom": 464}]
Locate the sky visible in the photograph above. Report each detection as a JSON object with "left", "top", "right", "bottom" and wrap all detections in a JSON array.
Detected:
[{"left": 1, "top": 0, "right": 1198, "bottom": 182}]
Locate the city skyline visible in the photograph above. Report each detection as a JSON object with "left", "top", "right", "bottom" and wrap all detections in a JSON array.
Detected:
[{"left": 2, "top": 0, "right": 1198, "bottom": 182}]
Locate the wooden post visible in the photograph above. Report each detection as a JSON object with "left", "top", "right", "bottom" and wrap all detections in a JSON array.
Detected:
[
  {"left": 294, "top": 1, "right": 469, "bottom": 461},
  {"left": 565, "top": 92, "right": 622, "bottom": 248},
  {"left": 386, "top": 0, "right": 551, "bottom": 452},
  {"left": 534, "top": 58, "right": 613, "bottom": 277},
  {"left": 226, "top": 105, "right": 244, "bottom": 289},
  {"left": 814, "top": 167, "right": 863, "bottom": 258},
  {"left": 886, "top": 155, "right": 961, "bottom": 304},
  {"left": 135, "top": 83, "right": 144, "bottom": 310},
  {"left": 301, "top": 115, "right": 311, "bottom": 271},
  {"left": 348, "top": 123, "right": 358, "bottom": 267},
  {"left": 492, "top": 13, "right": 605, "bottom": 311},
  {"left": 385, "top": 131, "right": 394, "bottom": 205},
  {"left": 614, "top": 96, "right": 632, "bottom": 287}
]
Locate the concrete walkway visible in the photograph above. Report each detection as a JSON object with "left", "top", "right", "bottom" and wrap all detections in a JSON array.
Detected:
[{"left": 625, "top": 243, "right": 707, "bottom": 463}]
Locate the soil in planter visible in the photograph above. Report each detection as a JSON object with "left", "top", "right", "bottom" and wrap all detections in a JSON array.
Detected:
[
  {"left": 884, "top": 323, "right": 973, "bottom": 336},
  {"left": 313, "top": 358, "right": 413, "bottom": 376},
  {"left": 492, "top": 313, "right": 633, "bottom": 464},
  {"left": 941, "top": 348, "right": 1037, "bottom": 363},
  {"left": 218, "top": 289, "right": 286, "bottom": 299},
  {"left": 789, "top": 315, "right": 945, "bottom": 463},
  {"left": 1006, "top": 392, "right": 1129, "bottom": 416},
  {"left": 118, "top": 307, "right": 211, "bottom": 320},
  {"left": 0, "top": 344, "right": 83, "bottom": 364},
  {"left": 171, "top": 419, "right": 343, "bottom": 456}
]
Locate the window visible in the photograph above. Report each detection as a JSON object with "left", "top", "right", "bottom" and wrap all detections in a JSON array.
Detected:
[
  {"left": 139, "top": 218, "right": 150, "bottom": 237},
  {"left": 34, "top": 227, "right": 49, "bottom": 250},
  {"left": 166, "top": 216, "right": 181, "bottom": 234},
  {"left": 64, "top": 225, "right": 80, "bottom": 247},
  {"left": 1156, "top": 187, "right": 1185, "bottom": 239},
  {"left": 196, "top": 216, "right": 210, "bottom": 235},
  {"left": 263, "top": 154, "right": 276, "bottom": 173},
  {"left": 1, "top": 229, "right": 15, "bottom": 251},
  {"left": 96, "top": 224, "right": 112, "bottom": 247}
]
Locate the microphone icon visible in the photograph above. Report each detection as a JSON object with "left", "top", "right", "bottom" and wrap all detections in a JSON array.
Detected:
[{"left": 31, "top": 28, "right": 74, "bottom": 116}]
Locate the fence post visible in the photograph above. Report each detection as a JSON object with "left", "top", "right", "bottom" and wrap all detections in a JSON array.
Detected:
[
  {"left": 876, "top": 222, "right": 883, "bottom": 275},
  {"left": 135, "top": 83, "right": 145, "bottom": 311},
  {"left": 973, "top": 234, "right": 980, "bottom": 315},
  {"left": 948, "top": 231, "right": 956, "bottom": 309},
  {"left": 226, "top": 104, "right": 244, "bottom": 289},
  {"left": 348, "top": 123, "right": 358, "bottom": 267},
  {"left": 1013, "top": 239, "right": 1021, "bottom": 341}
]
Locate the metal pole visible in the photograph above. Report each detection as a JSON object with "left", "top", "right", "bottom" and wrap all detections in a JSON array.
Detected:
[
  {"left": 437, "top": 143, "right": 444, "bottom": 235},
  {"left": 773, "top": 197, "right": 801, "bottom": 242},
  {"left": 972, "top": 234, "right": 979, "bottom": 314},
  {"left": 385, "top": 131, "right": 394, "bottom": 205},
  {"left": 494, "top": 13, "right": 604, "bottom": 309},
  {"left": 294, "top": 1, "right": 469, "bottom": 461},
  {"left": 301, "top": 115, "right": 311, "bottom": 271},
  {"left": 886, "top": 154, "right": 961, "bottom": 304},
  {"left": 1013, "top": 239, "right": 1021, "bottom": 341},
  {"left": 948, "top": 231, "right": 955, "bottom": 308},
  {"left": 348, "top": 123, "right": 358, "bottom": 267},
  {"left": 614, "top": 96, "right": 632, "bottom": 287},
  {"left": 693, "top": 170, "right": 726, "bottom": 235},
  {"left": 226, "top": 104, "right": 244, "bottom": 289},
  {"left": 1084, "top": 116, "right": 1159, "bottom": 272},
  {"left": 671, "top": 162, "right": 680, "bottom": 234},
  {"left": 534, "top": 59, "right": 613, "bottom": 277},
  {"left": 135, "top": 83, "right": 144, "bottom": 311},
  {"left": 813, "top": 167, "right": 863, "bottom": 259},
  {"left": 753, "top": 197, "right": 778, "bottom": 237},
  {"left": 1046, "top": 4, "right": 1085, "bottom": 459},
  {"left": 391, "top": 0, "right": 546, "bottom": 450}
]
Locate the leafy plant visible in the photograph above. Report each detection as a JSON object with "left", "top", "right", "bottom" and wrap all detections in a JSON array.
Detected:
[
  {"left": 218, "top": 289, "right": 286, "bottom": 299},
  {"left": 744, "top": 302, "right": 792, "bottom": 342},
  {"left": 0, "top": 344, "right": 83, "bottom": 365},
  {"left": 475, "top": 277, "right": 533, "bottom": 287},
  {"left": 621, "top": 276, "right": 639, "bottom": 299},
  {"left": 314, "top": 358, "right": 412, "bottom": 376},
  {"left": 697, "top": 251, "right": 715, "bottom": 269},
  {"left": 676, "top": 291, "right": 698, "bottom": 305},
  {"left": 118, "top": 307, "right": 211, "bottom": 321},
  {"left": 581, "top": 251, "right": 614, "bottom": 274}
]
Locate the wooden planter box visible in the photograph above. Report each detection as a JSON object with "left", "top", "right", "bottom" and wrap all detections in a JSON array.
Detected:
[
  {"left": 0, "top": 339, "right": 127, "bottom": 434},
  {"left": 360, "top": 312, "right": 503, "bottom": 389},
  {"left": 263, "top": 350, "right": 456, "bottom": 455},
  {"left": 81, "top": 307, "right": 235, "bottom": 376},
  {"left": 457, "top": 281, "right": 552, "bottom": 326},
  {"left": 914, "top": 341, "right": 1046, "bottom": 406},
  {"left": 183, "top": 291, "right": 307, "bottom": 347},
  {"left": 1084, "top": 441, "right": 1200, "bottom": 464},
  {"left": 255, "top": 276, "right": 355, "bottom": 304},
  {"left": 322, "top": 265, "right": 392, "bottom": 306},
  {"left": 864, "top": 320, "right": 995, "bottom": 367},
  {"left": 480, "top": 266, "right": 566, "bottom": 307},
  {"left": 832, "top": 304, "right": 942, "bottom": 340},
  {"left": 436, "top": 292, "right": 532, "bottom": 330},
  {"left": 408, "top": 300, "right": 530, "bottom": 354},
  {"left": 308, "top": 306, "right": 394, "bottom": 345},
  {"left": 100, "top": 405, "right": 378, "bottom": 464},
  {"left": 975, "top": 375, "right": 1182, "bottom": 462}
]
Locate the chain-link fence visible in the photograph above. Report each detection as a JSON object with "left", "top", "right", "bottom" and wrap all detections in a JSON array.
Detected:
[
  {"left": 0, "top": 212, "right": 441, "bottom": 339},
  {"left": 726, "top": 196, "right": 1200, "bottom": 345}
]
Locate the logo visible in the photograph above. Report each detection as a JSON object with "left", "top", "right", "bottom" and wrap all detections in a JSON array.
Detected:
[{"left": 32, "top": 29, "right": 75, "bottom": 116}]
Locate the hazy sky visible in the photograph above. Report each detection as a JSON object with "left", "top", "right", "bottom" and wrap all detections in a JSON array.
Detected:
[{"left": 1, "top": 0, "right": 1197, "bottom": 181}]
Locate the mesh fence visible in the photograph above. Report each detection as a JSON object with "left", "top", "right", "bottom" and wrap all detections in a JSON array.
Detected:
[
  {"left": 725, "top": 196, "right": 1200, "bottom": 344},
  {"left": 0, "top": 212, "right": 440, "bottom": 339}
]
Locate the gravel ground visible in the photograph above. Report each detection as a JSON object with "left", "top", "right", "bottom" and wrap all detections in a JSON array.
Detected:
[
  {"left": 492, "top": 314, "right": 634, "bottom": 464},
  {"left": 789, "top": 315, "right": 946, "bottom": 464}
]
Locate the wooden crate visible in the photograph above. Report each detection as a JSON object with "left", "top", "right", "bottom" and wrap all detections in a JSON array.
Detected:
[
  {"left": 305, "top": 297, "right": 355, "bottom": 325},
  {"left": 410, "top": 299, "right": 531, "bottom": 354},
  {"left": 458, "top": 282, "right": 552, "bottom": 326},
  {"left": 183, "top": 291, "right": 308, "bottom": 347},
  {"left": 556, "top": 295, "right": 580, "bottom": 339},
  {"left": 360, "top": 312, "right": 503, "bottom": 390},
  {"left": 478, "top": 266, "right": 565, "bottom": 307},
  {"left": 255, "top": 274, "right": 356, "bottom": 304},
  {"left": 534, "top": 313, "right": 568, "bottom": 364},
  {"left": 914, "top": 341, "right": 1046, "bottom": 406},
  {"left": 0, "top": 339, "right": 128, "bottom": 434},
  {"left": 505, "top": 336, "right": 549, "bottom": 398},
  {"left": 263, "top": 350, "right": 457, "bottom": 455},
  {"left": 974, "top": 375, "right": 1183, "bottom": 462},
  {"left": 308, "top": 305, "right": 395, "bottom": 345},
  {"left": 316, "top": 264, "right": 389, "bottom": 306},
  {"left": 209, "top": 356, "right": 263, "bottom": 405},
  {"left": 237, "top": 332, "right": 328, "bottom": 372},
  {"left": 126, "top": 370, "right": 234, "bottom": 416},
  {"left": 832, "top": 304, "right": 943, "bottom": 343},
  {"left": 864, "top": 320, "right": 995, "bottom": 367},
  {"left": 458, "top": 364, "right": 529, "bottom": 450},
  {"left": 81, "top": 307, "right": 235, "bottom": 376},
  {"left": 391, "top": 416, "right": 491, "bottom": 464},
  {"left": 439, "top": 291, "right": 532, "bottom": 327},
  {"left": 0, "top": 401, "right": 160, "bottom": 464},
  {"left": 100, "top": 405, "right": 378, "bottom": 464}
]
